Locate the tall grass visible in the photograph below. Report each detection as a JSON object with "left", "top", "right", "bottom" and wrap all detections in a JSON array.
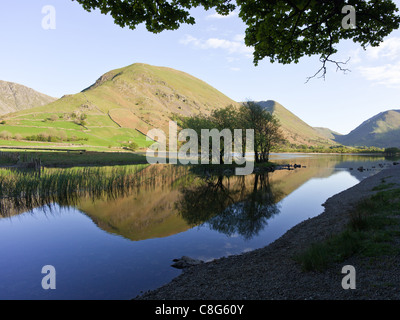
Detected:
[
  {"left": 0, "top": 164, "right": 193, "bottom": 217},
  {"left": 0, "top": 164, "right": 151, "bottom": 216}
]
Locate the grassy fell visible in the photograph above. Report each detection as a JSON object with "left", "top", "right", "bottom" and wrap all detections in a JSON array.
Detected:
[{"left": 0, "top": 63, "right": 239, "bottom": 152}]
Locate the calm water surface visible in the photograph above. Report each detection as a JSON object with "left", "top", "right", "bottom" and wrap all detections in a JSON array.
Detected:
[{"left": 0, "top": 154, "right": 396, "bottom": 299}]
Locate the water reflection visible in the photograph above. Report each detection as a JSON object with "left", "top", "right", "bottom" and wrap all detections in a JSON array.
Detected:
[
  {"left": 0, "top": 154, "right": 398, "bottom": 243},
  {"left": 176, "top": 173, "right": 282, "bottom": 240},
  {"left": 0, "top": 154, "right": 398, "bottom": 299}
]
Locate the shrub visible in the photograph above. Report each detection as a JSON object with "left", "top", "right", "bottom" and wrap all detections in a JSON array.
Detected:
[
  {"left": 127, "top": 141, "right": 139, "bottom": 151},
  {"left": 0, "top": 130, "right": 12, "bottom": 140}
]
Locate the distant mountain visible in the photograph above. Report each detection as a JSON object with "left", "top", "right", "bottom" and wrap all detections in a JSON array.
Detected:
[
  {"left": 313, "top": 127, "right": 343, "bottom": 140},
  {"left": 0, "top": 81, "right": 56, "bottom": 115},
  {"left": 335, "top": 110, "right": 400, "bottom": 148},
  {"left": 256, "top": 100, "right": 336, "bottom": 146}
]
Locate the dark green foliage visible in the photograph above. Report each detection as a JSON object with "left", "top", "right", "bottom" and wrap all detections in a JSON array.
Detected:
[
  {"left": 385, "top": 147, "right": 400, "bottom": 155},
  {"left": 275, "top": 143, "right": 384, "bottom": 153},
  {"left": 177, "top": 103, "right": 283, "bottom": 164},
  {"left": 127, "top": 141, "right": 139, "bottom": 151},
  {"left": 239, "top": 0, "right": 400, "bottom": 66},
  {"left": 72, "top": 0, "right": 235, "bottom": 33},
  {"left": 73, "top": 0, "right": 400, "bottom": 69},
  {"left": 239, "top": 102, "right": 283, "bottom": 163},
  {"left": 178, "top": 104, "right": 242, "bottom": 164},
  {"left": 25, "top": 133, "right": 88, "bottom": 143}
]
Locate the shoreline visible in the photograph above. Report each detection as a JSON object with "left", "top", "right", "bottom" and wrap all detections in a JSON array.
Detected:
[{"left": 136, "top": 165, "right": 400, "bottom": 300}]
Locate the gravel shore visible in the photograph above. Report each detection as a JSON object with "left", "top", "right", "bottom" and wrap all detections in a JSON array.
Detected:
[{"left": 136, "top": 165, "right": 400, "bottom": 300}]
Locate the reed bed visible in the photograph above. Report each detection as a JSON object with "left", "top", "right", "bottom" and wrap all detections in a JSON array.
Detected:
[
  {"left": 0, "top": 164, "right": 193, "bottom": 217},
  {"left": 0, "top": 164, "right": 152, "bottom": 216}
]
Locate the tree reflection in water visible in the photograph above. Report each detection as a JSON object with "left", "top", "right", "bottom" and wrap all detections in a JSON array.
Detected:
[{"left": 175, "top": 173, "right": 283, "bottom": 240}]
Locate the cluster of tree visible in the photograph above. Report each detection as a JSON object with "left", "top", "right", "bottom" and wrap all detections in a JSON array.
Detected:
[
  {"left": 71, "top": 113, "right": 88, "bottom": 127},
  {"left": 122, "top": 141, "right": 139, "bottom": 152},
  {"left": 43, "top": 113, "right": 88, "bottom": 126},
  {"left": 176, "top": 173, "right": 281, "bottom": 240},
  {"left": 384, "top": 147, "right": 400, "bottom": 155},
  {"left": 276, "top": 143, "right": 385, "bottom": 154},
  {"left": 25, "top": 132, "right": 88, "bottom": 143},
  {"left": 177, "top": 101, "right": 284, "bottom": 164}
]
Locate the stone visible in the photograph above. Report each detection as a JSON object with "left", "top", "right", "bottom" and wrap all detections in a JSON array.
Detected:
[{"left": 171, "top": 256, "right": 204, "bottom": 269}]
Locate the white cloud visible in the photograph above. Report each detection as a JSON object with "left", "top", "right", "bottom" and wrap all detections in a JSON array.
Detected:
[
  {"left": 179, "top": 34, "right": 201, "bottom": 46},
  {"left": 358, "top": 61, "right": 400, "bottom": 88},
  {"left": 204, "top": 38, "right": 250, "bottom": 55},
  {"left": 348, "top": 48, "right": 361, "bottom": 64},
  {"left": 205, "top": 25, "right": 218, "bottom": 32},
  {"left": 180, "top": 34, "right": 253, "bottom": 57},
  {"left": 206, "top": 11, "right": 237, "bottom": 19},
  {"left": 348, "top": 37, "right": 400, "bottom": 88},
  {"left": 233, "top": 34, "right": 245, "bottom": 42},
  {"left": 226, "top": 57, "right": 239, "bottom": 63},
  {"left": 366, "top": 37, "right": 400, "bottom": 61}
]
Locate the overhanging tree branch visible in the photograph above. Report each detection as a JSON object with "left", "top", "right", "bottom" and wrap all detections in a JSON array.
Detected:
[{"left": 73, "top": 0, "right": 400, "bottom": 79}]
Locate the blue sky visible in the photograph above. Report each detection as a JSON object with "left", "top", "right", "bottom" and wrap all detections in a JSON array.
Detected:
[{"left": 1, "top": 0, "right": 399, "bottom": 134}]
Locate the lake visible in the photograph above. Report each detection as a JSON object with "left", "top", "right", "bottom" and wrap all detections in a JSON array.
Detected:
[{"left": 0, "top": 153, "right": 397, "bottom": 300}]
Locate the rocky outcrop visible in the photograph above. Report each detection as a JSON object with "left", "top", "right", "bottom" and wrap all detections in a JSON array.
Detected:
[{"left": 0, "top": 80, "right": 56, "bottom": 115}]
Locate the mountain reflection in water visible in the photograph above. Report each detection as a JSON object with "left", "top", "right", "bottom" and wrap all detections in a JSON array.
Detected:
[
  {"left": 1, "top": 153, "right": 396, "bottom": 242},
  {"left": 0, "top": 154, "right": 398, "bottom": 300}
]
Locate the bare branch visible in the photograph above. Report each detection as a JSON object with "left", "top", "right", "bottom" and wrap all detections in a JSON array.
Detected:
[{"left": 305, "top": 55, "right": 351, "bottom": 83}]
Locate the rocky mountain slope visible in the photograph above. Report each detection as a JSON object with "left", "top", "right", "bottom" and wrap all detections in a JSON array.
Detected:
[{"left": 0, "top": 80, "right": 56, "bottom": 115}]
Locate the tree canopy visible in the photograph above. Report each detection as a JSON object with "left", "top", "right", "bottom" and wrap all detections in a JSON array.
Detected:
[{"left": 73, "top": 0, "right": 400, "bottom": 75}]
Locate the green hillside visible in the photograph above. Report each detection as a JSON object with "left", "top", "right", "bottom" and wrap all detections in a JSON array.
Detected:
[
  {"left": 313, "top": 127, "right": 343, "bottom": 140},
  {"left": 335, "top": 110, "right": 400, "bottom": 148},
  {"left": 255, "top": 100, "right": 337, "bottom": 146},
  {"left": 3, "top": 64, "right": 396, "bottom": 153},
  {"left": 0, "top": 63, "right": 238, "bottom": 152}
]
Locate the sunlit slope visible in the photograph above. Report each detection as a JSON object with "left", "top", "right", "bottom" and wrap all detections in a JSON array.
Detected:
[
  {"left": 256, "top": 100, "right": 337, "bottom": 146},
  {"left": 335, "top": 110, "right": 400, "bottom": 148},
  {"left": 0, "top": 63, "right": 239, "bottom": 150},
  {"left": 77, "top": 165, "right": 193, "bottom": 241},
  {"left": 313, "top": 127, "right": 343, "bottom": 140},
  {"left": 82, "top": 63, "right": 239, "bottom": 133}
]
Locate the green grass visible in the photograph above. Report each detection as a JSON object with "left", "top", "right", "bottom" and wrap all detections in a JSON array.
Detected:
[
  {"left": 0, "top": 149, "right": 148, "bottom": 167},
  {"left": 0, "top": 120, "right": 153, "bottom": 150},
  {"left": 14, "top": 120, "right": 81, "bottom": 130},
  {"left": 294, "top": 187, "right": 400, "bottom": 272},
  {"left": 372, "top": 182, "right": 396, "bottom": 191}
]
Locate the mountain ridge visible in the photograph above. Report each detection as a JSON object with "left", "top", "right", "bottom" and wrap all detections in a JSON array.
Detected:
[
  {"left": 0, "top": 64, "right": 398, "bottom": 150},
  {"left": 335, "top": 109, "right": 400, "bottom": 148},
  {"left": 0, "top": 80, "right": 56, "bottom": 116},
  {"left": 255, "top": 100, "right": 337, "bottom": 146}
]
